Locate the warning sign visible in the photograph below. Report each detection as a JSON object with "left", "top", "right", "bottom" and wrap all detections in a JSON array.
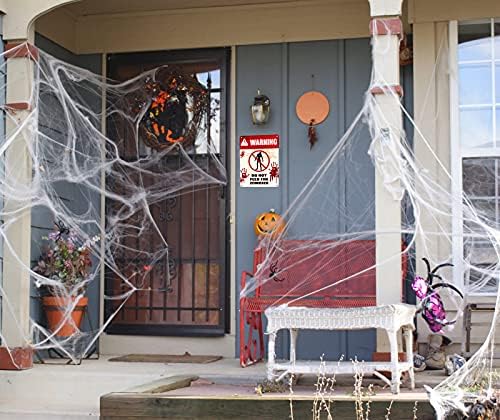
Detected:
[{"left": 240, "top": 134, "right": 279, "bottom": 188}]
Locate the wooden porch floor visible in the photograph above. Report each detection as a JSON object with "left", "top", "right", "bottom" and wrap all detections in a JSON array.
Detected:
[
  {"left": 100, "top": 363, "right": 447, "bottom": 420},
  {"left": 0, "top": 356, "right": 447, "bottom": 419}
]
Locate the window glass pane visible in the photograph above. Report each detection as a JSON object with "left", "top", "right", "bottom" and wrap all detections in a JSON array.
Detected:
[
  {"left": 462, "top": 158, "right": 496, "bottom": 197},
  {"left": 470, "top": 198, "right": 496, "bottom": 224},
  {"left": 463, "top": 231, "right": 499, "bottom": 294},
  {"left": 463, "top": 200, "right": 498, "bottom": 245},
  {"left": 466, "top": 266, "right": 498, "bottom": 293},
  {"left": 459, "top": 63, "right": 492, "bottom": 105},
  {"left": 459, "top": 20, "right": 499, "bottom": 294},
  {"left": 458, "top": 23, "right": 492, "bottom": 61},
  {"left": 460, "top": 108, "right": 493, "bottom": 148},
  {"left": 496, "top": 108, "right": 500, "bottom": 143},
  {"left": 465, "top": 243, "right": 498, "bottom": 265},
  {"left": 496, "top": 64, "right": 500, "bottom": 103}
]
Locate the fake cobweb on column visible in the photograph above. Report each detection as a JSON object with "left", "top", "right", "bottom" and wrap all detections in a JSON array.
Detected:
[
  {"left": 0, "top": 29, "right": 498, "bottom": 419},
  {"left": 239, "top": 25, "right": 500, "bottom": 419}
]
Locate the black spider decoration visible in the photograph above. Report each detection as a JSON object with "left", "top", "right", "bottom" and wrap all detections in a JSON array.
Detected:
[
  {"left": 412, "top": 258, "right": 464, "bottom": 333},
  {"left": 269, "top": 261, "right": 284, "bottom": 283},
  {"left": 53, "top": 220, "right": 70, "bottom": 240}
]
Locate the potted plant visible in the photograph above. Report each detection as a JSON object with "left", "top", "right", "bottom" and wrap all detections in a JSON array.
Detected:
[{"left": 34, "top": 222, "right": 99, "bottom": 337}]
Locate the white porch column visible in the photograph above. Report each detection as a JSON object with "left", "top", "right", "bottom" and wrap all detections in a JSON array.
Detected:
[
  {"left": 0, "top": 0, "right": 82, "bottom": 369},
  {"left": 0, "top": 36, "right": 36, "bottom": 367},
  {"left": 368, "top": 0, "right": 405, "bottom": 352}
]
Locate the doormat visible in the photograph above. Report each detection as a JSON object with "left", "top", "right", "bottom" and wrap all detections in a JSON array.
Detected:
[{"left": 108, "top": 352, "right": 222, "bottom": 364}]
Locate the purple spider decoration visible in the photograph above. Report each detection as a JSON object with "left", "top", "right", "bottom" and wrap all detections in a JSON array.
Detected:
[{"left": 412, "top": 258, "right": 464, "bottom": 333}]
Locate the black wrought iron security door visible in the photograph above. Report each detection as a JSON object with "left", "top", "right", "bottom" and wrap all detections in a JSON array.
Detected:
[{"left": 105, "top": 49, "right": 229, "bottom": 336}]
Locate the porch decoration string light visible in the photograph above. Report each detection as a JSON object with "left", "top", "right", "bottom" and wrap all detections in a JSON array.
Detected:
[{"left": 0, "top": 27, "right": 496, "bottom": 419}]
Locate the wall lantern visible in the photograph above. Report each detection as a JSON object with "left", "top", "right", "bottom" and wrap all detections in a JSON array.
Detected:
[{"left": 251, "top": 89, "right": 271, "bottom": 125}]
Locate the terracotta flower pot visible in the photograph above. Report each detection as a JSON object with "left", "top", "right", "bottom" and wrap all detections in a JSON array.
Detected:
[{"left": 42, "top": 296, "right": 88, "bottom": 337}]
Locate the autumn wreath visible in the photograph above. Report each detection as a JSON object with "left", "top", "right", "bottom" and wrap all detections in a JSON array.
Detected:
[{"left": 139, "top": 68, "right": 209, "bottom": 150}]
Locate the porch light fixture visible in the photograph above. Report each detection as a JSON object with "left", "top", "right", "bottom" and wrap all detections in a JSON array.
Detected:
[{"left": 251, "top": 89, "right": 270, "bottom": 125}]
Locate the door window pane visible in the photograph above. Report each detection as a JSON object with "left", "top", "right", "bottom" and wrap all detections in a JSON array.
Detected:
[
  {"left": 197, "top": 70, "right": 221, "bottom": 90},
  {"left": 193, "top": 91, "right": 221, "bottom": 154},
  {"left": 193, "top": 68, "right": 221, "bottom": 154}
]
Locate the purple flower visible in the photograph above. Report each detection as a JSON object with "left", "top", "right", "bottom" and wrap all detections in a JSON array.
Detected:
[
  {"left": 48, "top": 232, "right": 59, "bottom": 240},
  {"left": 33, "top": 226, "right": 98, "bottom": 295}
]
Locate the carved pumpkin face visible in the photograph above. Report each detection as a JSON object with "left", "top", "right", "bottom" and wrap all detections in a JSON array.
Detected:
[{"left": 254, "top": 210, "right": 285, "bottom": 237}]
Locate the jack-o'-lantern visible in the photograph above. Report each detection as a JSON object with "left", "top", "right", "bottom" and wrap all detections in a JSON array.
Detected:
[{"left": 254, "top": 209, "right": 285, "bottom": 237}]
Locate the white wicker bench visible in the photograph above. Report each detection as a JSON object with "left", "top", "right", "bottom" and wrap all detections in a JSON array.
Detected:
[{"left": 265, "top": 303, "right": 416, "bottom": 394}]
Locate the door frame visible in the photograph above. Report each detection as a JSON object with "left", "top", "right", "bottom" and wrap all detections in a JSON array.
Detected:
[{"left": 104, "top": 47, "right": 231, "bottom": 337}]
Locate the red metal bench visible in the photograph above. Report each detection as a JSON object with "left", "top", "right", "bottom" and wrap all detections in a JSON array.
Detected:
[{"left": 239, "top": 239, "right": 408, "bottom": 367}]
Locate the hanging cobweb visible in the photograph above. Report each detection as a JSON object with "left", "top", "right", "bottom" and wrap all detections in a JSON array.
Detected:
[
  {"left": 240, "top": 26, "right": 500, "bottom": 419},
  {"left": 0, "top": 44, "right": 226, "bottom": 362},
  {"left": 0, "top": 28, "right": 498, "bottom": 418}
]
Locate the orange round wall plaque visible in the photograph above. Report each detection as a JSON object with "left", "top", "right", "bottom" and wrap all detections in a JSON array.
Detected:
[{"left": 295, "top": 91, "right": 330, "bottom": 125}]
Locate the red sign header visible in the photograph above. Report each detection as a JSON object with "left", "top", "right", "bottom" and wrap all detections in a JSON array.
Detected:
[{"left": 240, "top": 134, "right": 279, "bottom": 150}]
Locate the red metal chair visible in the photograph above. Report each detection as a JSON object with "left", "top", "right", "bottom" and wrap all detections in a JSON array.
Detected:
[{"left": 239, "top": 239, "right": 408, "bottom": 367}]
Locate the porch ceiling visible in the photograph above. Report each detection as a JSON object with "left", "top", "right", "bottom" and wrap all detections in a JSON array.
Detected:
[
  {"left": 63, "top": 0, "right": 312, "bottom": 17},
  {"left": 36, "top": 0, "right": 372, "bottom": 54}
]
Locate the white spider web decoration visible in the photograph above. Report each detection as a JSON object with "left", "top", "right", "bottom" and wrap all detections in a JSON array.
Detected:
[
  {"left": 0, "top": 31, "right": 497, "bottom": 418},
  {"left": 239, "top": 29, "right": 500, "bottom": 419},
  {"left": 0, "top": 44, "right": 226, "bottom": 362}
]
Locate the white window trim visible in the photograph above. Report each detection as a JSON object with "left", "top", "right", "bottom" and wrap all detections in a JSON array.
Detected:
[
  {"left": 449, "top": 19, "right": 499, "bottom": 298},
  {"left": 450, "top": 20, "right": 464, "bottom": 294}
]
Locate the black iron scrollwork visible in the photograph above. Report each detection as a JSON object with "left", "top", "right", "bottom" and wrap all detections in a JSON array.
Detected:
[{"left": 159, "top": 197, "right": 177, "bottom": 222}]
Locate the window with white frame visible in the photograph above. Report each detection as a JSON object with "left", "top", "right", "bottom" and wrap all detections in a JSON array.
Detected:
[{"left": 457, "top": 19, "right": 500, "bottom": 293}]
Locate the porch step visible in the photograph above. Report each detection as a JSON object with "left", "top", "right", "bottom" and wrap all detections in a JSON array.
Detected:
[
  {"left": 0, "top": 413, "right": 97, "bottom": 420},
  {"left": 100, "top": 391, "right": 436, "bottom": 420}
]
